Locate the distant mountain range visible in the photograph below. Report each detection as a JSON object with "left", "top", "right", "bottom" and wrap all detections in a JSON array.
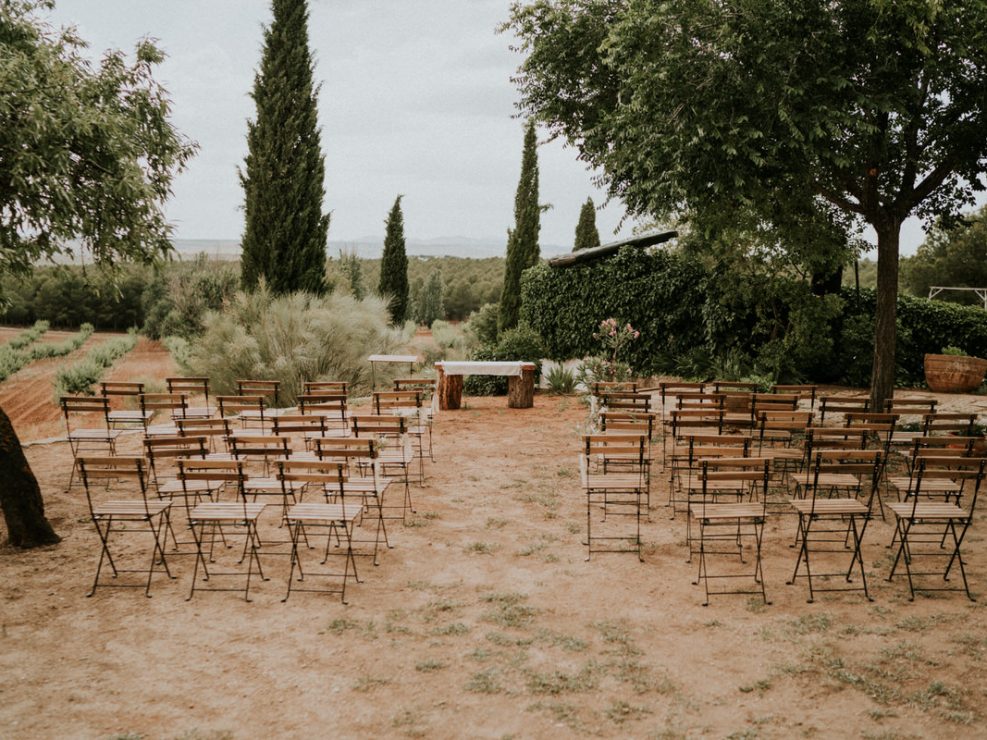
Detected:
[{"left": 170, "top": 236, "right": 572, "bottom": 261}]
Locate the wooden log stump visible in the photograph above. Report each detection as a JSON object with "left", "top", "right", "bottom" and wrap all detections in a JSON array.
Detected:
[
  {"left": 508, "top": 364, "right": 536, "bottom": 409},
  {"left": 437, "top": 366, "right": 463, "bottom": 410}
]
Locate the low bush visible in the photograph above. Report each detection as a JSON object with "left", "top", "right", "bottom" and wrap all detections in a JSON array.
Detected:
[
  {"left": 29, "top": 323, "right": 94, "bottom": 360},
  {"left": 53, "top": 330, "right": 138, "bottom": 398},
  {"left": 0, "top": 321, "right": 51, "bottom": 381},
  {"left": 465, "top": 324, "right": 546, "bottom": 396},
  {"left": 545, "top": 364, "right": 577, "bottom": 395},
  {"left": 179, "top": 286, "right": 404, "bottom": 405},
  {"left": 3, "top": 320, "right": 50, "bottom": 350}
]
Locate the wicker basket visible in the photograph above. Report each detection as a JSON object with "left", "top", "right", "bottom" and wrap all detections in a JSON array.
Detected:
[{"left": 924, "top": 353, "right": 987, "bottom": 393}]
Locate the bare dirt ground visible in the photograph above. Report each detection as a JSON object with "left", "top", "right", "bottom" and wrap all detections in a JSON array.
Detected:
[{"left": 2, "top": 343, "right": 987, "bottom": 738}]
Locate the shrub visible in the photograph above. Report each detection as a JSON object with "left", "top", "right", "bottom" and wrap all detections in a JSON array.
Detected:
[
  {"left": 4, "top": 320, "right": 50, "bottom": 349},
  {"left": 430, "top": 320, "right": 465, "bottom": 351},
  {"left": 545, "top": 364, "right": 576, "bottom": 394},
  {"left": 941, "top": 345, "right": 967, "bottom": 356},
  {"left": 181, "top": 286, "right": 404, "bottom": 405},
  {"left": 464, "top": 302, "right": 500, "bottom": 349},
  {"left": 464, "top": 324, "right": 546, "bottom": 396},
  {"left": 0, "top": 320, "right": 52, "bottom": 381},
  {"left": 141, "top": 256, "right": 240, "bottom": 339},
  {"left": 53, "top": 331, "right": 138, "bottom": 398},
  {"left": 29, "top": 323, "right": 94, "bottom": 360}
]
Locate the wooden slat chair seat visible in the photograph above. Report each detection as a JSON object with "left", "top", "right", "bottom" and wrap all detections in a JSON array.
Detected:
[
  {"left": 887, "top": 458, "right": 986, "bottom": 601},
  {"left": 283, "top": 496, "right": 363, "bottom": 604},
  {"left": 690, "top": 457, "right": 770, "bottom": 606},
  {"left": 788, "top": 449, "right": 882, "bottom": 603},
  {"left": 579, "top": 441, "right": 646, "bottom": 562},
  {"left": 78, "top": 456, "right": 173, "bottom": 597},
  {"left": 181, "top": 460, "right": 268, "bottom": 602}
]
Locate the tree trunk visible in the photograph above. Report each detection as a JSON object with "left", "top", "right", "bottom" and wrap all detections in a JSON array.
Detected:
[
  {"left": 869, "top": 221, "right": 901, "bottom": 412},
  {"left": 0, "top": 404, "right": 60, "bottom": 548},
  {"left": 437, "top": 367, "right": 463, "bottom": 410},
  {"left": 508, "top": 365, "right": 536, "bottom": 409}
]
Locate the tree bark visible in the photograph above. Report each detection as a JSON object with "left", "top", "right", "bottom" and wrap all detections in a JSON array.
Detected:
[
  {"left": 869, "top": 220, "right": 901, "bottom": 412},
  {"left": 0, "top": 404, "right": 61, "bottom": 548},
  {"left": 508, "top": 365, "right": 536, "bottom": 409},
  {"left": 437, "top": 367, "right": 463, "bottom": 410}
]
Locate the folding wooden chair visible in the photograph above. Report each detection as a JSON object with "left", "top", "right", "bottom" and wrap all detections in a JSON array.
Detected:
[
  {"left": 772, "top": 384, "right": 817, "bottom": 411},
  {"left": 312, "top": 436, "right": 392, "bottom": 563},
  {"left": 78, "top": 456, "right": 173, "bottom": 597},
  {"left": 712, "top": 380, "right": 759, "bottom": 393},
  {"left": 176, "top": 417, "right": 234, "bottom": 455},
  {"left": 664, "top": 408, "right": 726, "bottom": 467},
  {"left": 844, "top": 416, "right": 897, "bottom": 458},
  {"left": 591, "top": 380, "right": 638, "bottom": 396},
  {"left": 281, "top": 459, "right": 363, "bottom": 604},
  {"left": 901, "top": 436, "right": 981, "bottom": 474},
  {"left": 788, "top": 449, "right": 882, "bottom": 602},
  {"left": 236, "top": 378, "right": 280, "bottom": 406},
  {"left": 182, "top": 460, "right": 268, "bottom": 602},
  {"left": 166, "top": 376, "right": 213, "bottom": 419},
  {"left": 657, "top": 381, "right": 706, "bottom": 426},
  {"left": 599, "top": 391, "right": 651, "bottom": 414},
  {"left": 100, "top": 381, "right": 152, "bottom": 430},
  {"left": 217, "top": 395, "right": 269, "bottom": 430},
  {"left": 672, "top": 434, "right": 751, "bottom": 521},
  {"left": 303, "top": 380, "right": 349, "bottom": 397},
  {"left": 884, "top": 397, "right": 937, "bottom": 416},
  {"left": 691, "top": 457, "right": 770, "bottom": 606},
  {"left": 374, "top": 390, "right": 430, "bottom": 471},
  {"left": 298, "top": 394, "right": 349, "bottom": 434},
  {"left": 923, "top": 412, "right": 979, "bottom": 437},
  {"left": 144, "top": 435, "right": 217, "bottom": 549},
  {"left": 140, "top": 393, "right": 188, "bottom": 437},
  {"left": 228, "top": 435, "right": 300, "bottom": 519},
  {"left": 272, "top": 413, "right": 331, "bottom": 450},
  {"left": 351, "top": 414, "right": 415, "bottom": 519},
  {"left": 61, "top": 395, "right": 121, "bottom": 488},
  {"left": 887, "top": 457, "right": 987, "bottom": 601},
  {"left": 579, "top": 434, "right": 647, "bottom": 562},
  {"left": 818, "top": 395, "right": 870, "bottom": 424}
]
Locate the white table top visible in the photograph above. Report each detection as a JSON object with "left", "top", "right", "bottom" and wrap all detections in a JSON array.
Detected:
[
  {"left": 368, "top": 354, "right": 420, "bottom": 363},
  {"left": 435, "top": 361, "right": 536, "bottom": 377}
]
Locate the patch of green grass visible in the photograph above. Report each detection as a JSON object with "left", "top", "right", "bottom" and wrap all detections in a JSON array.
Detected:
[
  {"left": 465, "top": 541, "right": 497, "bottom": 555},
  {"left": 556, "top": 465, "right": 576, "bottom": 478},
  {"left": 486, "top": 631, "right": 534, "bottom": 647},
  {"left": 485, "top": 517, "right": 508, "bottom": 529},
  {"left": 605, "top": 700, "right": 653, "bottom": 725},
  {"left": 536, "top": 629, "right": 588, "bottom": 652},
  {"left": 171, "top": 733, "right": 234, "bottom": 740},
  {"left": 525, "top": 662, "right": 601, "bottom": 695},
  {"left": 526, "top": 701, "right": 585, "bottom": 732},
  {"left": 909, "top": 680, "right": 976, "bottom": 724},
  {"left": 327, "top": 618, "right": 360, "bottom": 633},
  {"left": 431, "top": 622, "right": 470, "bottom": 636},
  {"left": 391, "top": 710, "right": 427, "bottom": 738},
  {"left": 415, "top": 659, "right": 447, "bottom": 673},
  {"left": 353, "top": 675, "right": 391, "bottom": 692},
  {"left": 467, "top": 647, "right": 494, "bottom": 662},
  {"left": 420, "top": 598, "right": 463, "bottom": 622},
  {"left": 566, "top": 522, "right": 581, "bottom": 535},
  {"left": 786, "top": 613, "right": 833, "bottom": 635},
  {"left": 482, "top": 592, "right": 538, "bottom": 628},
  {"left": 739, "top": 679, "right": 772, "bottom": 694},
  {"left": 611, "top": 658, "right": 675, "bottom": 695},
  {"left": 467, "top": 668, "right": 503, "bottom": 694},
  {"left": 594, "top": 620, "right": 642, "bottom": 656}
]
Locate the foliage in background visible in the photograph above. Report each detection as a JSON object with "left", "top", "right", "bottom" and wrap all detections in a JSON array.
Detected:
[
  {"left": 179, "top": 285, "right": 402, "bottom": 404},
  {"left": 412, "top": 270, "right": 444, "bottom": 326},
  {"left": 0, "top": 321, "right": 49, "bottom": 381},
  {"left": 465, "top": 324, "right": 545, "bottom": 396},
  {"left": 499, "top": 119, "right": 541, "bottom": 334},
  {"left": 2, "top": 321, "right": 49, "bottom": 350},
  {"left": 141, "top": 256, "right": 240, "bottom": 339},
  {"left": 520, "top": 247, "right": 987, "bottom": 386},
  {"left": 573, "top": 197, "right": 601, "bottom": 251},
  {"left": 901, "top": 205, "right": 987, "bottom": 306},
  {"left": 337, "top": 248, "right": 365, "bottom": 300},
  {"left": 379, "top": 196, "right": 410, "bottom": 324},
  {"left": 240, "top": 0, "right": 329, "bottom": 295},
  {"left": 463, "top": 303, "right": 500, "bottom": 349},
  {"left": 545, "top": 364, "right": 577, "bottom": 395},
  {"left": 53, "top": 330, "right": 138, "bottom": 398}
]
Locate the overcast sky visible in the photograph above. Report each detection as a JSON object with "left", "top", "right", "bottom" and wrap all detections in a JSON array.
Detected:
[{"left": 47, "top": 0, "right": 980, "bottom": 256}]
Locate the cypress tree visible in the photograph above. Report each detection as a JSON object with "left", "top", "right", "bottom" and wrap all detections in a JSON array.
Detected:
[
  {"left": 499, "top": 119, "right": 541, "bottom": 333},
  {"left": 240, "top": 0, "right": 329, "bottom": 294},
  {"left": 417, "top": 270, "right": 444, "bottom": 326},
  {"left": 574, "top": 197, "right": 601, "bottom": 250},
  {"left": 379, "top": 195, "right": 409, "bottom": 324}
]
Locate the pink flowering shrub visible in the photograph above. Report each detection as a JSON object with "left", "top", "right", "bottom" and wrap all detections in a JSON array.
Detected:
[{"left": 583, "top": 317, "right": 640, "bottom": 381}]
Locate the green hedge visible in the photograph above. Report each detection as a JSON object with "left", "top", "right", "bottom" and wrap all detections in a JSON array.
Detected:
[{"left": 519, "top": 248, "right": 987, "bottom": 386}]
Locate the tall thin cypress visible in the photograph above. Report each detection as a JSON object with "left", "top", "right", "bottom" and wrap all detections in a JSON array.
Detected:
[
  {"left": 499, "top": 119, "right": 540, "bottom": 333},
  {"left": 379, "top": 195, "right": 409, "bottom": 324},
  {"left": 240, "top": 0, "right": 329, "bottom": 294},
  {"left": 574, "top": 197, "right": 601, "bottom": 250}
]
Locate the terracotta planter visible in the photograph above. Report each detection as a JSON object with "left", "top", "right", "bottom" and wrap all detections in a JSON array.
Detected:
[{"left": 924, "top": 353, "right": 987, "bottom": 393}]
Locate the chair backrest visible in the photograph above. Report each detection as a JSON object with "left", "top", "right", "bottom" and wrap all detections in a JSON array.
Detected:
[
  {"left": 228, "top": 434, "right": 291, "bottom": 461},
  {"left": 313, "top": 436, "right": 378, "bottom": 463},
  {"left": 582, "top": 433, "right": 647, "bottom": 468},
  {"left": 599, "top": 392, "right": 651, "bottom": 413},
  {"left": 298, "top": 394, "right": 347, "bottom": 417},
  {"left": 166, "top": 376, "right": 210, "bottom": 402},
  {"left": 278, "top": 458, "right": 347, "bottom": 496},
  {"left": 757, "top": 411, "right": 813, "bottom": 446},
  {"left": 176, "top": 417, "right": 232, "bottom": 442},
  {"left": 144, "top": 435, "right": 209, "bottom": 484},
  {"left": 177, "top": 459, "right": 247, "bottom": 508},
  {"left": 235, "top": 379, "right": 280, "bottom": 406},
  {"left": 393, "top": 378, "right": 436, "bottom": 396},
  {"left": 60, "top": 395, "right": 111, "bottom": 432},
  {"left": 697, "top": 456, "right": 770, "bottom": 509},
  {"left": 304, "top": 380, "right": 349, "bottom": 396},
  {"left": 905, "top": 457, "right": 987, "bottom": 516},
  {"left": 272, "top": 413, "right": 329, "bottom": 438},
  {"left": 818, "top": 395, "right": 870, "bottom": 422},
  {"left": 923, "top": 413, "right": 978, "bottom": 436},
  {"left": 674, "top": 392, "right": 725, "bottom": 410},
  {"left": 804, "top": 427, "right": 869, "bottom": 459},
  {"left": 659, "top": 382, "right": 706, "bottom": 409},
  {"left": 140, "top": 393, "right": 188, "bottom": 419},
  {"left": 687, "top": 437, "right": 752, "bottom": 466},
  {"left": 670, "top": 408, "right": 725, "bottom": 438},
  {"left": 100, "top": 381, "right": 144, "bottom": 399},
  {"left": 599, "top": 412, "right": 655, "bottom": 440},
  {"left": 752, "top": 393, "right": 799, "bottom": 413},
  {"left": 78, "top": 456, "right": 150, "bottom": 516},
  {"left": 373, "top": 390, "right": 422, "bottom": 415},
  {"left": 592, "top": 381, "right": 638, "bottom": 396},
  {"left": 884, "top": 397, "right": 937, "bottom": 416},
  {"left": 803, "top": 449, "right": 883, "bottom": 511},
  {"left": 845, "top": 412, "right": 899, "bottom": 426},
  {"left": 217, "top": 395, "right": 267, "bottom": 420},
  {"left": 351, "top": 414, "right": 408, "bottom": 438},
  {"left": 908, "top": 435, "right": 979, "bottom": 457},
  {"left": 772, "top": 384, "right": 817, "bottom": 408},
  {"left": 711, "top": 380, "right": 758, "bottom": 393}
]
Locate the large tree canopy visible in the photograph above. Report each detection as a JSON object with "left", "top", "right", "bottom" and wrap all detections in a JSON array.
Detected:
[
  {"left": 0, "top": 0, "right": 195, "bottom": 548},
  {"left": 507, "top": 0, "right": 987, "bottom": 407}
]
